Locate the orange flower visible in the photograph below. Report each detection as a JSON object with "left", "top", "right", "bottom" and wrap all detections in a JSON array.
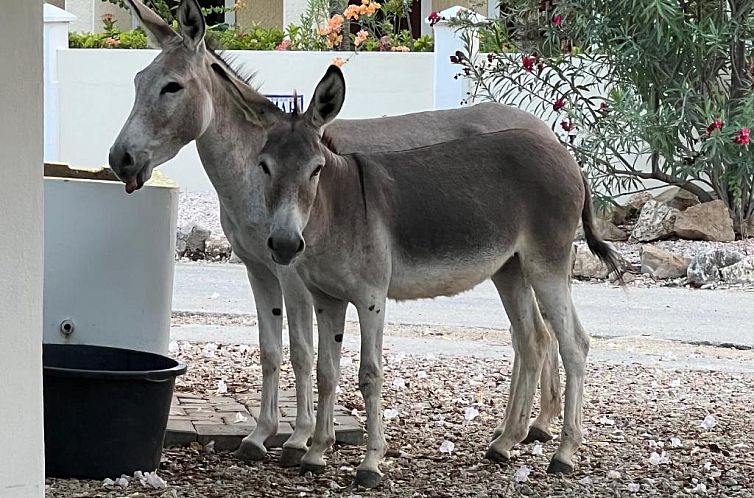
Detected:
[
  {"left": 331, "top": 57, "right": 345, "bottom": 67},
  {"left": 390, "top": 45, "right": 410, "bottom": 52},
  {"left": 344, "top": 4, "right": 361, "bottom": 19},
  {"left": 355, "top": 29, "right": 368, "bottom": 47},
  {"left": 328, "top": 14, "right": 344, "bottom": 30}
]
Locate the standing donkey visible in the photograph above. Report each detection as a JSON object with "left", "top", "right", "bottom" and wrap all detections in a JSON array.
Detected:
[
  {"left": 223, "top": 65, "right": 622, "bottom": 488},
  {"left": 109, "top": 0, "right": 564, "bottom": 468}
]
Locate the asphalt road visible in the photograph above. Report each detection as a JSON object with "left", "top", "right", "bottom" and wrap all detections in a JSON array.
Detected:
[{"left": 172, "top": 263, "right": 754, "bottom": 348}]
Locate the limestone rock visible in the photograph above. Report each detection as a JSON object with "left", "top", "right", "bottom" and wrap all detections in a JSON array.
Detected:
[
  {"left": 184, "top": 224, "right": 211, "bottom": 260},
  {"left": 205, "top": 236, "right": 232, "bottom": 261},
  {"left": 720, "top": 257, "right": 754, "bottom": 285},
  {"left": 631, "top": 200, "right": 679, "bottom": 242},
  {"left": 594, "top": 218, "right": 629, "bottom": 241},
  {"left": 640, "top": 246, "right": 690, "bottom": 279},
  {"left": 687, "top": 248, "right": 744, "bottom": 286},
  {"left": 674, "top": 200, "right": 735, "bottom": 242},
  {"left": 176, "top": 226, "right": 190, "bottom": 259},
  {"left": 572, "top": 242, "right": 623, "bottom": 279},
  {"left": 654, "top": 187, "right": 700, "bottom": 211},
  {"left": 624, "top": 192, "right": 652, "bottom": 219}
]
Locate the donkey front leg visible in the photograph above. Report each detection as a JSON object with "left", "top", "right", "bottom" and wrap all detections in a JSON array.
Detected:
[
  {"left": 278, "top": 272, "right": 315, "bottom": 467},
  {"left": 299, "top": 294, "right": 348, "bottom": 474},
  {"left": 353, "top": 298, "right": 387, "bottom": 489},
  {"left": 234, "top": 263, "right": 284, "bottom": 462}
]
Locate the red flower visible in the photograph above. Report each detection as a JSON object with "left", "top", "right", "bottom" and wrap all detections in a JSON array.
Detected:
[
  {"left": 522, "top": 54, "right": 536, "bottom": 72},
  {"left": 428, "top": 11, "right": 442, "bottom": 26},
  {"left": 561, "top": 119, "right": 575, "bottom": 132},
  {"left": 553, "top": 97, "right": 566, "bottom": 112},
  {"left": 734, "top": 128, "right": 750, "bottom": 145},
  {"left": 552, "top": 14, "right": 562, "bottom": 26},
  {"left": 600, "top": 102, "right": 608, "bottom": 111},
  {"left": 487, "top": 53, "right": 494, "bottom": 63},
  {"left": 706, "top": 119, "right": 724, "bottom": 134}
]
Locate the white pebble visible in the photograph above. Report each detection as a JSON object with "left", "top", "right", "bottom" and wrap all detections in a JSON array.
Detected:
[
  {"left": 514, "top": 465, "right": 531, "bottom": 483},
  {"left": 439, "top": 440, "right": 455, "bottom": 453}
]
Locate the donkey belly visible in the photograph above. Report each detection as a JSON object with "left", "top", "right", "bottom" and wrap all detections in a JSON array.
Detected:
[{"left": 388, "top": 249, "right": 514, "bottom": 300}]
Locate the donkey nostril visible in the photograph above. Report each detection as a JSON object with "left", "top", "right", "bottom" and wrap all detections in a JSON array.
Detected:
[
  {"left": 296, "top": 239, "right": 305, "bottom": 254},
  {"left": 122, "top": 151, "right": 134, "bottom": 167},
  {"left": 267, "top": 237, "right": 275, "bottom": 251}
]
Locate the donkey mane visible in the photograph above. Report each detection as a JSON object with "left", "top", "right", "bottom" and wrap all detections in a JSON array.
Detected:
[{"left": 206, "top": 44, "right": 258, "bottom": 89}]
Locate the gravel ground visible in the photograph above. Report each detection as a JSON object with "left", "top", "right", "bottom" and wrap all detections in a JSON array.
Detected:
[{"left": 47, "top": 327, "right": 754, "bottom": 497}]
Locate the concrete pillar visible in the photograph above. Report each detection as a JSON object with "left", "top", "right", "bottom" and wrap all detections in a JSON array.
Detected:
[
  {"left": 44, "top": 4, "right": 76, "bottom": 162},
  {"left": 0, "top": 2, "right": 45, "bottom": 497},
  {"left": 429, "top": 6, "right": 484, "bottom": 110}
]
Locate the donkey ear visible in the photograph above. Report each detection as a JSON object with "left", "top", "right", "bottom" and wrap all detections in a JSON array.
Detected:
[
  {"left": 210, "top": 63, "right": 284, "bottom": 128},
  {"left": 123, "top": 0, "right": 179, "bottom": 48},
  {"left": 177, "top": 0, "right": 206, "bottom": 51},
  {"left": 304, "top": 65, "right": 346, "bottom": 130}
]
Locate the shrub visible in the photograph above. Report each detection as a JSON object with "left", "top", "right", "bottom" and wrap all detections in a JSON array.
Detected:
[{"left": 458, "top": 0, "right": 754, "bottom": 228}]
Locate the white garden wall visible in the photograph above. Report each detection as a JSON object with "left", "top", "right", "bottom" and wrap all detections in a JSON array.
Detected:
[{"left": 56, "top": 50, "right": 434, "bottom": 192}]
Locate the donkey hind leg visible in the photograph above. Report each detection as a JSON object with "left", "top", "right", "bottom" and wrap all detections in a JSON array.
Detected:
[
  {"left": 490, "top": 324, "right": 521, "bottom": 442},
  {"left": 278, "top": 273, "right": 316, "bottom": 467},
  {"left": 299, "top": 294, "right": 348, "bottom": 474},
  {"left": 234, "top": 264, "right": 284, "bottom": 462},
  {"left": 492, "top": 316, "right": 560, "bottom": 445},
  {"left": 486, "top": 257, "right": 552, "bottom": 464},
  {"left": 523, "top": 322, "right": 561, "bottom": 444},
  {"left": 528, "top": 265, "right": 589, "bottom": 474}
]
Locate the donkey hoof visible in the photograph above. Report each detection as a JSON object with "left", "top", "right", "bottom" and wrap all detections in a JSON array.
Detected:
[
  {"left": 547, "top": 458, "right": 574, "bottom": 475},
  {"left": 484, "top": 447, "right": 510, "bottom": 465},
  {"left": 279, "top": 447, "right": 308, "bottom": 468},
  {"left": 233, "top": 442, "right": 267, "bottom": 462},
  {"left": 522, "top": 426, "right": 553, "bottom": 445},
  {"left": 300, "top": 462, "right": 326, "bottom": 475},
  {"left": 354, "top": 469, "right": 382, "bottom": 489}
]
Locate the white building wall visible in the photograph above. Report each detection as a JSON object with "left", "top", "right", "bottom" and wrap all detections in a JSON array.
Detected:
[
  {"left": 57, "top": 49, "right": 435, "bottom": 191},
  {"left": 0, "top": 2, "right": 46, "bottom": 497}
]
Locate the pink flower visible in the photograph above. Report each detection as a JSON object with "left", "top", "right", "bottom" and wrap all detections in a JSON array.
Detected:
[
  {"left": 553, "top": 97, "right": 566, "bottom": 112},
  {"left": 522, "top": 54, "right": 536, "bottom": 72},
  {"left": 428, "top": 11, "right": 442, "bottom": 26},
  {"left": 734, "top": 128, "right": 750, "bottom": 145},
  {"left": 706, "top": 119, "right": 724, "bottom": 134},
  {"left": 354, "top": 29, "right": 368, "bottom": 47},
  {"left": 552, "top": 14, "right": 562, "bottom": 26},
  {"left": 561, "top": 119, "right": 575, "bottom": 132},
  {"left": 275, "top": 40, "right": 291, "bottom": 51}
]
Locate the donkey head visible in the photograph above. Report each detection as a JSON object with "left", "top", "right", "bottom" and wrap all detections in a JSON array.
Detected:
[
  {"left": 229, "top": 65, "right": 346, "bottom": 265},
  {"left": 109, "top": 0, "right": 214, "bottom": 193}
]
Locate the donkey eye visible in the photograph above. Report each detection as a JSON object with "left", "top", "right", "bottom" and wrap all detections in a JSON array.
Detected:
[
  {"left": 310, "top": 165, "right": 323, "bottom": 178},
  {"left": 259, "top": 161, "right": 271, "bottom": 175},
  {"left": 160, "top": 82, "right": 183, "bottom": 94}
]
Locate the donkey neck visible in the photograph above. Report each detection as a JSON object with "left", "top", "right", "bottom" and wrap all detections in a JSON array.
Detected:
[
  {"left": 307, "top": 149, "right": 375, "bottom": 243},
  {"left": 194, "top": 71, "right": 267, "bottom": 223}
]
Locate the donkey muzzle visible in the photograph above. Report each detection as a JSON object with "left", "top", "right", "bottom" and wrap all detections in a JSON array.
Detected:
[{"left": 267, "top": 233, "right": 305, "bottom": 265}]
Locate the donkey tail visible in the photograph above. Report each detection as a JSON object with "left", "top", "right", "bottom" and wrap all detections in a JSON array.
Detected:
[{"left": 580, "top": 173, "right": 624, "bottom": 284}]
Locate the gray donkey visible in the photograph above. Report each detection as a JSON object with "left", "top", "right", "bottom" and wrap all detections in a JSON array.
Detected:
[
  {"left": 224, "top": 65, "right": 621, "bottom": 488},
  {"left": 108, "top": 0, "right": 564, "bottom": 468}
]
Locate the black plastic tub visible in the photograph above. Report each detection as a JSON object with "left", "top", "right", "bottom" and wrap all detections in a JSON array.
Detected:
[{"left": 43, "top": 343, "right": 187, "bottom": 479}]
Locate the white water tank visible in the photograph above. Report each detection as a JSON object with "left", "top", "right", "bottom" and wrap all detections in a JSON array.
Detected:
[{"left": 43, "top": 163, "right": 178, "bottom": 354}]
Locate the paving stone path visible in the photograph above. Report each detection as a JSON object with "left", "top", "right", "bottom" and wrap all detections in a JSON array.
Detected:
[{"left": 165, "top": 390, "right": 364, "bottom": 451}]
